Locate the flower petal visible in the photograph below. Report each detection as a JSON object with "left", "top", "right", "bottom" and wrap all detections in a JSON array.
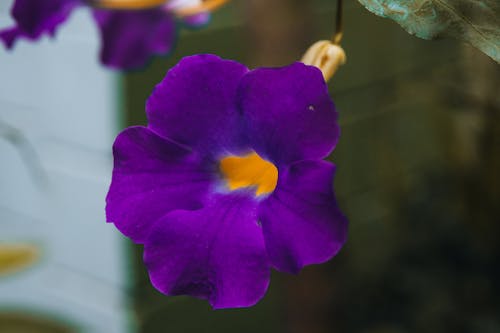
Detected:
[
  {"left": 0, "top": 27, "right": 24, "bottom": 49},
  {"left": 238, "top": 62, "right": 340, "bottom": 165},
  {"left": 258, "top": 160, "right": 347, "bottom": 274},
  {"left": 182, "top": 12, "right": 210, "bottom": 27},
  {"left": 106, "top": 126, "right": 213, "bottom": 244},
  {"left": 166, "top": 0, "right": 210, "bottom": 27},
  {"left": 1, "top": 0, "right": 80, "bottom": 48},
  {"left": 92, "top": 9, "right": 176, "bottom": 70},
  {"left": 146, "top": 54, "right": 249, "bottom": 155},
  {"left": 143, "top": 193, "right": 270, "bottom": 309}
]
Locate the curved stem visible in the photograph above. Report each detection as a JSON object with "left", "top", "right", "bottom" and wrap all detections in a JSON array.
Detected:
[{"left": 0, "top": 119, "right": 47, "bottom": 187}]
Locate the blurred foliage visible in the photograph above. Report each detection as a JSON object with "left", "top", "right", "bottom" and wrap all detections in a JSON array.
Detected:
[{"left": 357, "top": 0, "right": 500, "bottom": 62}]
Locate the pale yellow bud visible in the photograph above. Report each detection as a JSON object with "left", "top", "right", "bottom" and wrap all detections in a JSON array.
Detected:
[{"left": 301, "top": 40, "right": 346, "bottom": 83}]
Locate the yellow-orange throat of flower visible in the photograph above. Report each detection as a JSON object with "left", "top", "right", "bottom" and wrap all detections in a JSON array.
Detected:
[
  {"left": 219, "top": 152, "right": 278, "bottom": 196},
  {"left": 0, "top": 243, "right": 40, "bottom": 277},
  {"left": 91, "top": 0, "right": 167, "bottom": 9},
  {"left": 91, "top": 0, "right": 230, "bottom": 13}
]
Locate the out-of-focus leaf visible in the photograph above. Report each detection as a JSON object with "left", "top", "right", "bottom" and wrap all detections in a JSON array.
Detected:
[{"left": 357, "top": 0, "right": 500, "bottom": 62}]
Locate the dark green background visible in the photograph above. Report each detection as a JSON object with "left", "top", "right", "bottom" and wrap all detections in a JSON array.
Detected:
[{"left": 123, "top": 1, "right": 500, "bottom": 332}]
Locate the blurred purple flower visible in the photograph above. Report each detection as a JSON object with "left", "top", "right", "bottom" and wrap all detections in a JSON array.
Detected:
[
  {"left": 0, "top": 0, "right": 209, "bottom": 69},
  {"left": 106, "top": 54, "right": 348, "bottom": 308}
]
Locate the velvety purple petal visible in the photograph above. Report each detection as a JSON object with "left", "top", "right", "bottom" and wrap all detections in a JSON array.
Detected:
[
  {"left": 143, "top": 193, "right": 270, "bottom": 309},
  {"left": 258, "top": 160, "right": 347, "bottom": 274},
  {"left": 146, "top": 54, "right": 249, "bottom": 155},
  {"left": 106, "top": 126, "right": 213, "bottom": 244},
  {"left": 238, "top": 62, "right": 340, "bottom": 165},
  {"left": 92, "top": 9, "right": 176, "bottom": 70},
  {"left": 0, "top": 27, "right": 24, "bottom": 49},
  {"left": 1, "top": 0, "right": 80, "bottom": 48}
]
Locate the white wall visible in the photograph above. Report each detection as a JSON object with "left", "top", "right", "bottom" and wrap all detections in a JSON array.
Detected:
[{"left": 0, "top": 3, "right": 129, "bottom": 332}]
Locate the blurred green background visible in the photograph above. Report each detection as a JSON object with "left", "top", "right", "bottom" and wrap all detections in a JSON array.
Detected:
[{"left": 123, "top": 1, "right": 500, "bottom": 332}]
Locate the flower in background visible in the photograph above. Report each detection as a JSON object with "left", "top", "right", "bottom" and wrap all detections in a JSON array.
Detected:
[
  {"left": 0, "top": 0, "right": 210, "bottom": 69},
  {"left": 106, "top": 54, "right": 348, "bottom": 308}
]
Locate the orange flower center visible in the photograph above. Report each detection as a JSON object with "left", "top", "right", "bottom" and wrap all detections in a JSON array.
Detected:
[
  {"left": 91, "top": 0, "right": 166, "bottom": 9},
  {"left": 219, "top": 152, "right": 278, "bottom": 196},
  {"left": 91, "top": 0, "right": 230, "bottom": 13}
]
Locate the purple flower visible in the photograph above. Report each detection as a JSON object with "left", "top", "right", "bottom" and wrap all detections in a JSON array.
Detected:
[
  {"left": 0, "top": 0, "right": 209, "bottom": 69},
  {"left": 106, "top": 54, "right": 348, "bottom": 308}
]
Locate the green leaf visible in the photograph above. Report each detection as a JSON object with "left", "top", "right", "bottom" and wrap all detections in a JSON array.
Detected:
[{"left": 357, "top": 0, "right": 500, "bottom": 62}]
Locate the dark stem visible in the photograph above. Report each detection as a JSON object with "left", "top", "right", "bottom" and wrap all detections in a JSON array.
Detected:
[{"left": 332, "top": 0, "right": 343, "bottom": 44}]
